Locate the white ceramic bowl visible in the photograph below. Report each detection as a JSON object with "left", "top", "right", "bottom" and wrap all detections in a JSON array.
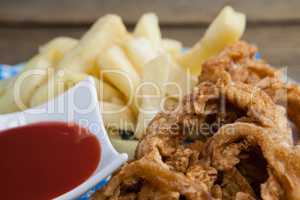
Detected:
[{"left": 0, "top": 77, "right": 128, "bottom": 200}]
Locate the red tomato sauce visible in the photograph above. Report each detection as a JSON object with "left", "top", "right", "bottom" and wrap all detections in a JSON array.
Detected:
[{"left": 0, "top": 121, "right": 101, "bottom": 200}]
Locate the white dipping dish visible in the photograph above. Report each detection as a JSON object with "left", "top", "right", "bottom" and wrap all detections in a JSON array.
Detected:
[{"left": 0, "top": 77, "right": 128, "bottom": 200}]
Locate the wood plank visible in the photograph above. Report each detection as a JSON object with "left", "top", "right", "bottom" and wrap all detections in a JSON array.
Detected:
[
  {"left": 0, "top": 27, "right": 85, "bottom": 64},
  {"left": 0, "top": 25, "right": 299, "bottom": 80},
  {"left": 1, "top": 0, "right": 300, "bottom": 25}
]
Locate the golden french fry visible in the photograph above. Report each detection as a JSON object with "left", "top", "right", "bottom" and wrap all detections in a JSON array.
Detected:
[
  {"left": 101, "top": 101, "right": 137, "bottom": 159},
  {"left": 162, "top": 38, "right": 183, "bottom": 59},
  {"left": 57, "top": 15, "right": 128, "bottom": 73},
  {"left": 0, "top": 37, "right": 77, "bottom": 114},
  {"left": 95, "top": 80, "right": 125, "bottom": 105},
  {"left": 133, "top": 13, "right": 162, "bottom": 50},
  {"left": 123, "top": 37, "right": 158, "bottom": 75},
  {"left": 100, "top": 101, "right": 136, "bottom": 132},
  {"left": 179, "top": 6, "right": 246, "bottom": 75},
  {"left": 86, "top": 65, "right": 101, "bottom": 78},
  {"left": 29, "top": 70, "right": 87, "bottom": 107},
  {"left": 39, "top": 37, "right": 78, "bottom": 65},
  {"left": 165, "top": 56, "right": 197, "bottom": 98},
  {"left": 0, "top": 77, "right": 15, "bottom": 97},
  {"left": 109, "top": 135, "right": 138, "bottom": 160},
  {"left": 98, "top": 45, "right": 141, "bottom": 113},
  {"left": 30, "top": 70, "right": 124, "bottom": 107},
  {"left": 163, "top": 96, "right": 179, "bottom": 111},
  {"left": 135, "top": 55, "right": 171, "bottom": 139}
]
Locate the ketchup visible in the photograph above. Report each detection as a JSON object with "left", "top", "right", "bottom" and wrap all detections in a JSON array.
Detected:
[{"left": 0, "top": 121, "right": 101, "bottom": 200}]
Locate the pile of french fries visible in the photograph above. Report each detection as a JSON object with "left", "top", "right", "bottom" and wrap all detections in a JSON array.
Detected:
[{"left": 0, "top": 6, "right": 246, "bottom": 159}]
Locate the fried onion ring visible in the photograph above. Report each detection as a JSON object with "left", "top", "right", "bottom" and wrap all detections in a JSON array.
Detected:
[
  {"left": 200, "top": 41, "right": 300, "bottom": 142},
  {"left": 97, "top": 149, "right": 210, "bottom": 200},
  {"left": 203, "top": 122, "right": 300, "bottom": 199},
  {"left": 94, "top": 41, "right": 300, "bottom": 200}
]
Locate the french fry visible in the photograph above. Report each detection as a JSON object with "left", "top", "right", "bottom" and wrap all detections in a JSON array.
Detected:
[
  {"left": 39, "top": 37, "right": 78, "bottom": 65},
  {"left": 57, "top": 15, "right": 128, "bottom": 73},
  {"left": 133, "top": 13, "right": 162, "bottom": 50},
  {"left": 179, "top": 6, "right": 246, "bottom": 75},
  {"left": 165, "top": 56, "right": 197, "bottom": 98},
  {"left": 30, "top": 70, "right": 124, "bottom": 107},
  {"left": 162, "top": 38, "right": 183, "bottom": 59},
  {"left": 98, "top": 45, "right": 141, "bottom": 113},
  {"left": 0, "top": 37, "right": 77, "bottom": 114},
  {"left": 100, "top": 101, "right": 137, "bottom": 159},
  {"left": 163, "top": 96, "right": 180, "bottom": 111},
  {"left": 96, "top": 81, "right": 125, "bottom": 105},
  {"left": 135, "top": 55, "right": 171, "bottom": 139},
  {"left": 0, "top": 77, "right": 15, "bottom": 97},
  {"left": 100, "top": 101, "right": 136, "bottom": 132},
  {"left": 86, "top": 65, "right": 101, "bottom": 78},
  {"left": 123, "top": 37, "right": 158, "bottom": 75},
  {"left": 29, "top": 70, "right": 88, "bottom": 107},
  {"left": 109, "top": 135, "right": 138, "bottom": 160}
]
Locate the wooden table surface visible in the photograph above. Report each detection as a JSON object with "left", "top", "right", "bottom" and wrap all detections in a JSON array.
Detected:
[{"left": 0, "top": 0, "right": 300, "bottom": 80}]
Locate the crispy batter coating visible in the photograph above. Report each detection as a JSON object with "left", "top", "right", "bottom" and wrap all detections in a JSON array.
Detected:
[
  {"left": 93, "top": 42, "right": 300, "bottom": 200},
  {"left": 200, "top": 41, "right": 300, "bottom": 141}
]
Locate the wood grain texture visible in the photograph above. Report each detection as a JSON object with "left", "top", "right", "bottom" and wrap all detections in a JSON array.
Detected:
[
  {"left": 0, "top": 27, "right": 84, "bottom": 64},
  {"left": 0, "top": 25, "right": 299, "bottom": 80},
  {"left": 1, "top": 0, "right": 300, "bottom": 25}
]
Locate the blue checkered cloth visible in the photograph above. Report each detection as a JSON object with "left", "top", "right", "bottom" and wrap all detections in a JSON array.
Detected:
[{"left": 0, "top": 64, "right": 23, "bottom": 80}]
